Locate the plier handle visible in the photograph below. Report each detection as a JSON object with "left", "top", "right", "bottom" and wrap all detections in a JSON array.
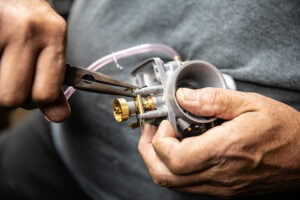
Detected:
[{"left": 64, "top": 64, "right": 136, "bottom": 97}]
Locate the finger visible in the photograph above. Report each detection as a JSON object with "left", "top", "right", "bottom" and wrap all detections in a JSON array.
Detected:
[
  {"left": 139, "top": 123, "right": 218, "bottom": 187},
  {"left": 32, "top": 35, "right": 66, "bottom": 105},
  {"left": 152, "top": 120, "right": 180, "bottom": 162},
  {"left": 39, "top": 90, "right": 70, "bottom": 122},
  {"left": 176, "top": 88, "right": 260, "bottom": 120},
  {"left": 139, "top": 123, "right": 176, "bottom": 186},
  {"left": 139, "top": 123, "right": 160, "bottom": 170},
  {"left": 152, "top": 120, "right": 222, "bottom": 175},
  {"left": 171, "top": 184, "right": 241, "bottom": 198},
  {"left": 153, "top": 110, "right": 269, "bottom": 176},
  {"left": 171, "top": 177, "right": 274, "bottom": 198},
  {"left": 0, "top": 44, "right": 37, "bottom": 108},
  {"left": 140, "top": 123, "right": 157, "bottom": 145}
]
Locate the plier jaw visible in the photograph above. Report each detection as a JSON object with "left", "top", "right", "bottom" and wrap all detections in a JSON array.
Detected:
[{"left": 64, "top": 64, "right": 137, "bottom": 97}]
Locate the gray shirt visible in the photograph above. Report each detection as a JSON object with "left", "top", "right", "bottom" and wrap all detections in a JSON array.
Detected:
[{"left": 52, "top": 0, "right": 300, "bottom": 199}]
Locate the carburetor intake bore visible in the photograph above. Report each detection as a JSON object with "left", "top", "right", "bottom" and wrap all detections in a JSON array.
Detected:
[
  {"left": 112, "top": 58, "right": 236, "bottom": 138},
  {"left": 167, "top": 60, "right": 227, "bottom": 126}
]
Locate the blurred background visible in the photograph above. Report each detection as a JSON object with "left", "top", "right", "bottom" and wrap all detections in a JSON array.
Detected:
[
  {"left": 47, "top": 0, "right": 74, "bottom": 19},
  {"left": 0, "top": 0, "right": 74, "bottom": 131}
]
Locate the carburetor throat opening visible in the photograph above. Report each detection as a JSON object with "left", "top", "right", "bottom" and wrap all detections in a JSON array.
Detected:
[{"left": 112, "top": 57, "right": 236, "bottom": 139}]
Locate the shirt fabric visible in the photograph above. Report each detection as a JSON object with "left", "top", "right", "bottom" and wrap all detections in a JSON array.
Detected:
[{"left": 52, "top": 0, "right": 300, "bottom": 199}]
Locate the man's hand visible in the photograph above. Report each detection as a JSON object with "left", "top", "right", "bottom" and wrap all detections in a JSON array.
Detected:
[
  {"left": 0, "top": 0, "right": 69, "bottom": 122},
  {"left": 138, "top": 88, "right": 300, "bottom": 197}
]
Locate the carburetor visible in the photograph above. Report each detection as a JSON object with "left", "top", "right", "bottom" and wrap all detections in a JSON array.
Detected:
[{"left": 113, "top": 58, "right": 236, "bottom": 139}]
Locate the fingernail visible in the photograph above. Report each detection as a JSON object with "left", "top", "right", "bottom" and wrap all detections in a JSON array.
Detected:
[{"left": 181, "top": 88, "right": 197, "bottom": 101}]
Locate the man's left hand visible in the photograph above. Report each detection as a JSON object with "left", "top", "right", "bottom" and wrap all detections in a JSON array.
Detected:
[{"left": 138, "top": 88, "right": 300, "bottom": 197}]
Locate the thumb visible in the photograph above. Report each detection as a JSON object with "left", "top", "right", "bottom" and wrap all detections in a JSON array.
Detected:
[{"left": 176, "top": 87, "right": 259, "bottom": 120}]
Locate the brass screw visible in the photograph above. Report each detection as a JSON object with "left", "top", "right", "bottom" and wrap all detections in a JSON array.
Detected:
[
  {"left": 113, "top": 95, "right": 156, "bottom": 126},
  {"left": 142, "top": 96, "right": 155, "bottom": 111},
  {"left": 113, "top": 98, "right": 130, "bottom": 122}
]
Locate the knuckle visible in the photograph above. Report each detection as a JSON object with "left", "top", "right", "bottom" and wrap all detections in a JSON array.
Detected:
[
  {"left": 196, "top": 87, "right": 228, "bottom": 116},
  {"left": 138, "top": 143, "right": 145, "bottom": 154},
  {"left": 33, "top": 89, "right": 59, "bottom": 104},
  {"left": 151, "top": 134, "right": 160, "bottom": 148},
  {"left": 49, "top": 17, "right": 67, "bottom": 36},
  {"left": 242, "top": 92, "right": 267, "bottom": 112},
  {"left": 15, "top": 15, "right": 36, "bottom": 41},
  {"left": 247, "top": 92, "right": 260, "bottom": 104},
  {"left": 46, "top": 18, "right": 67, "bottom": 46},
  {"left": 151, "top": 171, "right": 173, "bottom": 187},
  {"left": 205, "top": 87, "right": 221, "bottom": 105},
  {"left": 247, "top": 92, "right": 261, "bottom": 99},
  {"left": 18, "top": 13, "right": 34, "bottom": 27},
  {"left": 248, "top": 92, "right": 267, "bottom": 102},
  {"left": 168, "top": 156, "right": 185, "bottom": 174}
]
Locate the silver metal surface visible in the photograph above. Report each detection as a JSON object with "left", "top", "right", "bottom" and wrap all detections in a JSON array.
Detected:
[{"left": 125, "top": 58, "right": 236, "bottom": 138}]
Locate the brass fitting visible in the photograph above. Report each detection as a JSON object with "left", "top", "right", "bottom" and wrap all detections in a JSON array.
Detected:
[
  {"left": 142, "top": 96, "right": 155, "bottom": 111},
  {"left": 136, "top": 94, "right": 145, "bottom": 115},
  {"left": 113, "top": 98, "right": 130, "bottom": 122},
  {"left": 113, "top": 95, "right": 155, "bottom": 127}
]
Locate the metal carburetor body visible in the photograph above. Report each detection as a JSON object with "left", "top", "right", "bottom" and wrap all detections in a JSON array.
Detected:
[{"left": 113, "top": 58, "right": 236, "bottom": 139}]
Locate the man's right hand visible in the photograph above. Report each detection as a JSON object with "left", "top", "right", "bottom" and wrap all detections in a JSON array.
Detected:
[{"left": 0, "top": 0, "right": 70, "bottom": 122}]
